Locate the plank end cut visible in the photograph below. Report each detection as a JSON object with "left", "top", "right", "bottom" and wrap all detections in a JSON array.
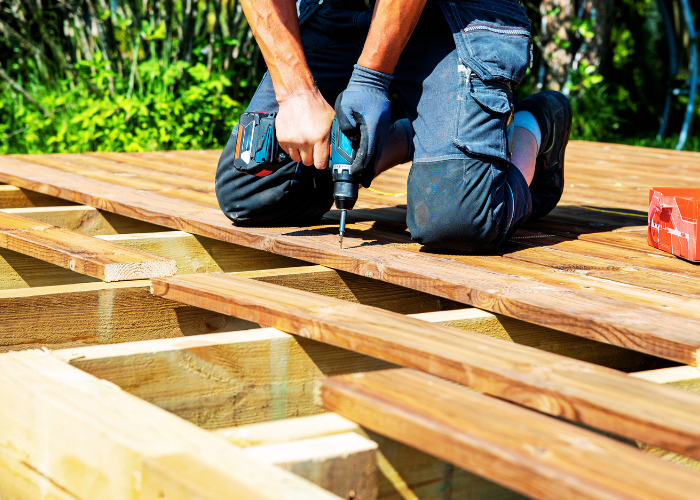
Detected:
[
  {"left": 103, "top": 258, "right": 177, "bottom": 282},
  {"left": 0, "top": 211, "right": 177, "bottom": 282}
]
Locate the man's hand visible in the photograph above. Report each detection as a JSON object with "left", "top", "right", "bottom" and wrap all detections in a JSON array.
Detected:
[
  {"left": 336, "top": 65, "right": 393, "bottom": 186},
  {"left": 276, "top": 88, "right": 334, "bottom": 170}
]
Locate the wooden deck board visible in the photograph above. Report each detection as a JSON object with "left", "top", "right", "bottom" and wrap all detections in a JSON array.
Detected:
[
  {"left": 319, "top": 368, "right": 700, "bottom": 500},
  {"left": 0, "top": 142, "right": 698, "bottom": 364},
  {"left": 149, "top": 272, "right": 700, "bottom": 462},
  {"left": 0, "top": 211, "right": 176, "bottom": 281}
]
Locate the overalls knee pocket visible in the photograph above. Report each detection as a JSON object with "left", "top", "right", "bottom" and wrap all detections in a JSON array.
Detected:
[{"left": 438, "top": 1, "right": 531, "bottom": 163}]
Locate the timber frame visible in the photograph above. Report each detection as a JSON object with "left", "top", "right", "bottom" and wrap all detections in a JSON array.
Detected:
[{"left": 1, "top": 144, "right": 700, "bottom": 499}]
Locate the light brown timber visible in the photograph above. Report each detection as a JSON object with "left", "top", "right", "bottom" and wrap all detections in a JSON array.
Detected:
[
  {"left": 412, "top": 308, "right": 654, "bottom": 371},
  {"left": 0, "top": 281, "right": 258, "bottom": 352},
  {"left": 0, "top": 265, "right": 458, "bottom": 352},
  {"left": 52, "top": 328, "right": 394, "bottom": 429},
  {"left": 149, "top": 272, "right": 700, "bottom": 461},
  {"left": 0, "top": 184, "right": 76, "bottom": 208},
  {"left": 98, "top": 232, "right": 307, "bottom": 274},
  {"left": 1, "top": 156, "right": 699, "bottom": 363},
  {"left": 0, "top": 211, "right": 176, "bottom": 281},
  {"left": 0, "top": 247, "right": 99, "bottom": 289},
  {"left": 245, "top": 433, "right": 378, "bottom": 500},
  {"left": 319, "top": 368, "right": 700, "bottom": 500},
  {"left": 0, "top": 205, "right": 169, "bottom": 235},
  {"left": 0, "top": 350, "right": 340, "bottom": 500},
  {"left": 219, "top": 413, "right": 525, "bottom": 500}
]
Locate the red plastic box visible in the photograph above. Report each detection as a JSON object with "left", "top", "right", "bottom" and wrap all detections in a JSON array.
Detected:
[{"left": 648, "top": 187, "right": 700, "bottom": 262}]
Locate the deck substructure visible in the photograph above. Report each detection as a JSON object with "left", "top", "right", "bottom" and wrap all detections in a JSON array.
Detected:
[{"left": 0, "top": 142, "right": 699, "bottom": 498}]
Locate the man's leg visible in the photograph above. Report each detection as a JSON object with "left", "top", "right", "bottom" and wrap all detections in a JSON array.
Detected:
[
  {"left": 390, "top": 2, "right": 532, "bottom": 252},
  {"left": 215, "top": 3, "right": 373, "bottom": 227}
]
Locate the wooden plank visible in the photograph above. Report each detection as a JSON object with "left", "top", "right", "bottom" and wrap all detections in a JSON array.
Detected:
[
  {"left": 0, "top": 205, "right": 169, "bottom": 235},
  {"left": 1, "top": 157, "right": 698, "bottom": 363},
  {"left": 630, "top": 367, "right": 700, "bottom": 471},
  {"left": 0, "top": 266, "right": 455, "bottom": 352},
  {"left": 99, "top": 232, "right": 308, "bottom": 274},
  {"left": 0, "top": 350, "right": 339, "bottom": 499},
  {"left": 149, "top": 272, "right": 700, "bottom": 461},
  {"left": 213, "top": 412, "right": 360, "bottom": 448},
  {"left": 245, "top": 433, "right": 378, "bottom": 500},
  {"left": 0, "top": 184, "right": 76, "bottom": 208},
  {"left": 0, "top": 281, "right": 258, "bottom": 352},
  {"left": 218, "top": 414, "right": 525, "bottom": 500},
  {"left": 412, "top": 308, "right": 655, "bottom": 372},
  {"left": 216, "top": 413, "right": 361, "bottom": 447},
  {"left": 52, "top": 328, "right": 394, "bottom": 429},
  {"left": 319, "top": 368, "right": 700, "bottom": 500},
  {"left": 233, "top": 265, "right": 464, "bottom": 314},
  {"left": 0, "top": 247, "right": 98, "bottom": 289},
  {"left": 1, "top": 205, "right": 116, "bottom": 235},
  {"left": 0, "top": 212, "right": 176, "bottom": 281}
]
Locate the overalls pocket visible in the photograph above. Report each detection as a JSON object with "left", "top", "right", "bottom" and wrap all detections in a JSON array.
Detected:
[
  {"left": 438, "top": 1, "right": 531, "bottom": 162},
  {"left": 454, "top": 66, "right": 514, "bottom": 161}
]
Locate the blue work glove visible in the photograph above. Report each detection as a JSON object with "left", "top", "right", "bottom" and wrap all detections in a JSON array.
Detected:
[{"left": 335, "top": 64, "right": 393, "bottom": 188}]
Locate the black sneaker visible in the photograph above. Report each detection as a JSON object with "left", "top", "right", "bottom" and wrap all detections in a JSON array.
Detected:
[{"left": 515, "top": 91, "right": 572, "bottom": 221}]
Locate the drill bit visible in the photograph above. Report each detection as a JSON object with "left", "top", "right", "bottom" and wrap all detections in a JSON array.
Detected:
[{"left": 339, "top": 209, "right": 347, "bottom": 249}]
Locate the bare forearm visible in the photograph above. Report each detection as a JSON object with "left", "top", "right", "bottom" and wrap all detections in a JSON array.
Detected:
[
  {"left": 358, "top": 0, "right": 427, "bottom": 74},
  {"left": 240, "top": 0, "right": 315, "bottom": 100}
]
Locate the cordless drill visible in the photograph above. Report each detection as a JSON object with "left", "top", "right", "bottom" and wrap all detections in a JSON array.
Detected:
[{"left": 233, "top": 111, "right": 358, "bottom": 248}]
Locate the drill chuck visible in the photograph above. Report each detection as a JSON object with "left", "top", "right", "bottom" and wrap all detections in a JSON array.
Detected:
[{"left": 332, "top": 166, "right": 358, "bottom": 211}]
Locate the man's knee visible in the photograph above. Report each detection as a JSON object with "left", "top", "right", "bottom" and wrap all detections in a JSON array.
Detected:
[
  {"left": 406, "top": 158, "right": 529, "bottom": 252},
  {"left": 216, "top": 130, "right": 334, "bottom": 227}
]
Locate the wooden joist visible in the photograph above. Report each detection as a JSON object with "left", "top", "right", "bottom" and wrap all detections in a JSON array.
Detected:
[
  {"left": 100, "top": 232, "right": 306, "bottom": 274},
  {"left": 1, "top": 156, "right": 699, "bottom": 363},
  {"left": 0, "top": 265, "right": 459, "bottom": 352},
  {"left": 149, "top": 272, "right": 700, "bottom": 462},
  {"left": 51, "top": 327, "right": 393, "bottom": 428},
  {"left": 0, "top": 212, "right": 176, "bottom": 281},
  {"left": 0, "top": 184, "right": 75, "bottom": 208},
  {"left": 245, "top": 433, "right": 378, "bottom": 500},
  {"left": 219, "top": 413, "right": 525, "bottom": 500},
  {"left": 0, "top": 281, "right": 258, "bottom": 352},
  {"left": 0, "top": 350, "right": 340, "bottom": 499},
  {"left": 318, "top": 368, "right": 700, "bottom": 500},
  {"left": 0, "top": 205, "right": 169, "bottom": 235}
]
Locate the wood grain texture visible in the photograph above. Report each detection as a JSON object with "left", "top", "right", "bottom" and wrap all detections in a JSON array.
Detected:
[
  {"left": 99, "top": 231, "right": 307, "bottom": 275},
  {"left": 219, "top": 413, "right": 525, "bottom": 500},
  {"left": 0, "top": 265, "right": 453, "bottom": 352},
  {"left": 319, "top": 368, "right": 700, "bottom": 500},
  {"left": 216, "top": 413, "right": 361, "bottom": 447},
  {"left": 150, "top": 272, "right": 700, "bottom": 461},
  {"left": 0, "top": 184, "right": 76, "bottom": 208},
  {"left": 1, "top": 153, "right": 700, "bottom": 363},
  {"left": 0, "top": 211, "right": 176, "bottom": 281},
  {"left": 0, "top": 350, "right": 340, "bottom": 500},
  {"left": 245, "top": 433, "right": 378, "bottom": 500},
  {"left": 0, "top": 205, "right": 169, "bottom": 235},
  {"left": 52, "top": 328, "right": 394, "bottom": 429},
  {"left": 0, "top": 281, "right": 257, "bottom": 352},
  {"left": 234, "top": 265, "right": 463, "bottom": 314},
  {"left": 0, "top": 247, "right": 99, "bottom": 289},
  {"left": 412, "top": 308, "right": 655, "bottom": 372}
]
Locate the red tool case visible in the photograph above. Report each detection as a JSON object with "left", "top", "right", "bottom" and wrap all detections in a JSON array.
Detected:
[{"left": 648, "top": 187, "right": 700, "bottom": 262}]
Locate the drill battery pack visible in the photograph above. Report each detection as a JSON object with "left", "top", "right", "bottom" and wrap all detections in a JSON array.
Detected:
[
  {"left": 648, "top": 187, "right": 700, "bottom": 262},
  {"left": 233, "top": 112, "right": 290, "bottom": 177}
]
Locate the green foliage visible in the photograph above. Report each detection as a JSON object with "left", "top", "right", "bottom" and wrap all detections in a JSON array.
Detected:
[
  {"left": 520, "top": 0, "right": 690, "bottom": 148},
  {"left": 0, "top": 0, "right": 260, "bottom": 154},
  {"left": 0, "top": 59, "right": 244, "bottom": 154},
  {"left": 4, "top": 0, "right": 700, "bottom": 154}
]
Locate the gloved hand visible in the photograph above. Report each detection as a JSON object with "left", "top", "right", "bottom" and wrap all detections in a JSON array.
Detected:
[{"left": 335, "top": 64, "right": 393, "bottom": 188}]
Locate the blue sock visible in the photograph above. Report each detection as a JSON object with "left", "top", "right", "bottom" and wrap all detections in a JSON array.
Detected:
[{"left": 514, "top": 111, "right": 542, "bottom": 152}]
